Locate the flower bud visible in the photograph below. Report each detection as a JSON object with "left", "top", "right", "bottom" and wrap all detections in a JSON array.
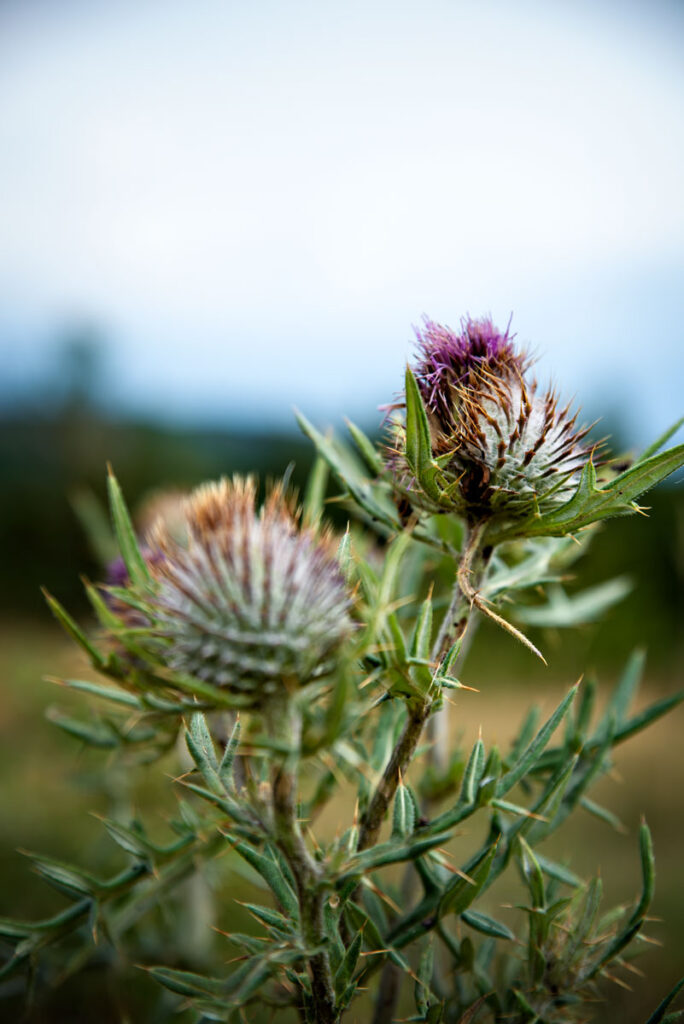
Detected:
[
  {"left": 390, "top": 316, "right": 594, "bottom": 525},
  {"left": 128, "top": 477, "right": 352, "bottom": 705}
]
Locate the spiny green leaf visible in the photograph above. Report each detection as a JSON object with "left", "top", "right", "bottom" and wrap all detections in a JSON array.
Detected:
[
  {"left": 25, "top": 853, "right": 97, "bottom": 899},
  {"left": 573, "top": 677, "right": 596, "bottom": 742},
  {"left": 376, "top": 529, "right": 413, "bottom": 623},
  {"left": 614, "top": 690, "right": 684, "bottom": 746},
  {"left": 102, "top": 819, "right": 151, "bottom": 859},
  {"left": 414, "top": 937, "right": 434, "bottom": 1015},
  {"left": 518, "top": 837, "right": 545, "bottom": 909},
  {"left": 636, "top": 417, "right": 684, "bottom": 463},
  {"left": 534, "top": 853, "right": 583, "bottom": 889},
  {"left": 179, "top": 780, "right": 253, "bottom": 828},
  {"left": 461, "top": 909, "right": 515, "bottom": 941},
  {"left": 302, "top": 453, "right": 329, "bottom": 527},
  {"left": 459, "top": 737, "right": 486, "bottom": 806},
  {"left": 240, "top": 901, "right": 293, "bottom": 935},
  {"left": 514, "top": 576, "right": 632, "bottom": 628},
  {"left": 186, "top": 712, "right": 223, "bottom": 794},
  {"left": 645, "top": 975, "right": 684, "bottom": 1024},
  {"left": 341, "top": 831, "right": 452, "bottom": 879},
  {"left": 219, "top": 716, "right": 242, "bottom": 789},
  {"left": 404, "top": 366, "right": 442, "bottom": 503},
  {"left": 229, "top": 840, "right": 299, "bottom": 919},
  {"left": 144, "top": 966, "right": 227, "bottom": 998},
  {"left": 50, "top": 677, "right": 141, "bottom": 709},
  {"left": 43, "top": 590, "right": 106, "bottom": 669},
  {"left": 296, "top": 411, "right": 401, "bottom": 531},
  {"left": 439, "top": 841, "right": 498, "bottom": 918},
  {"left": 564, "top": 877, "right": 602, "bottom": 962},
  {"left": 588, "top": 823, "right": 655, "bottom": 977},
  {"left": 477, "top": 747, "right": 502, "bottom": 805},
  {"left": 337, "top": 526, "right": 353, "bottom": 582},
  {"left": 164, "top": 671, "right": 255, "bottom": 710},
  {"left": 630, "top": 821, "right": 655, "bottom": 926},
  {"left": 84, "top": 579, "right": 125, "bottom": 629},
  {"left": 346, "top": 418, "right": 384, "bottom": 474},
  {"left": 498, "top": 683, "right": 578, "bottom": 797},
  {"left": 579, "top": 796, "right": 625, "bottom": 832},
  {"left": 46, "top": 709, "right": 119, "bottom": 749},
  {"left": 491, "top": 441, "right": 684, "bottom": 544},
  {"left": 107, "top": 467, "right": 151, "bottom": 586},
  {"left": 594, "top": 648, "right": 646, "bottom": 741},
  {"left": 70, "top": 487, "right": 117, "bottom": 566},
  {"left": 334, "top": 929, "right": 362, "bottom": 997},
  {"left": 410, "top": 592, "right": 434, "bottom": 664},
  {"left": 392, "top": 780, "right": 416, "bottom": 839}
]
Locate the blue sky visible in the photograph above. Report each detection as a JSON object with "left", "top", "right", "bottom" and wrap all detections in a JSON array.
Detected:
[{"left": 1, "top": 0, "right": 683, "bottom": 445}]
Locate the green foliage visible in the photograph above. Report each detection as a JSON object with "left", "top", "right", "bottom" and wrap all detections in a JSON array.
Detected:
[{"left": 2, "top": 390, "right": 683, "bottom": 1023}]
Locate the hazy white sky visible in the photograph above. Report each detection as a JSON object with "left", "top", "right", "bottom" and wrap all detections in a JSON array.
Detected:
[{"left": 1, "top": 0, "right": 683, "bottom": 443}]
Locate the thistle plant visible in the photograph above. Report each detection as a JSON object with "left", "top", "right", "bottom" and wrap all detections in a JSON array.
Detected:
[{"left": 3, "top": 316, "right": 684, "bottom": 1024}]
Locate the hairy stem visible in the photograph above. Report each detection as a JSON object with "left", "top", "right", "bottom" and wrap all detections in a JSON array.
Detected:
[
  {"left": 265, "top": 693, "right": 338, "bottom": 1024},
  {"left": 357, "top": 698, "right": 433, "bottom": 853}
]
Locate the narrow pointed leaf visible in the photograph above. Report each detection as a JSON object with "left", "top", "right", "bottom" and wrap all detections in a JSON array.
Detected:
[
  {"left": 334, "top": 929, "right": 362, "bottom": 997},
  {"left": 346, "top": 418, "right": 384, "bottom": 473},
  {"left": 635, "top": 417, "right": 684, "bottom": 463},
  {"left": 594, "top": 648, "right": 645, "bottom": 741},
  {"left": 219, "top": 716, "right": 241, "bottom": 789},
  {"left": 229, "top": 841, "right": 299, "bottom": 919},
  {"left": 439, "top": 841, "right": 498, "bottom": 917},
  {"left": 459, "top": 737, "right": 486, "bottom": 806},
  {"left": 404, "top": 366, "right": 442, "bottom": 502},
  {"left": 185, "top": 712, "right": 223, "bottom": 794},
  {"left": 461, "top": 909, "right": 515, "bottom": 941},
  {"left": 302, "top": 454, "right": 328, "bottom": 527},
  {"left": 392, "top": 781, "right": 416, "bottom": 839},
  {"left": 645, "top": 976, "right": 684, "bottom": 1024},
  {"left": 43, "top": 590, "right": 106, "bottom": 668},
  {"left": 498, "top": 684, "right": 578, "bottom": 796},
  {"left": 107, "top": 468, "right": 151, "bottom": 586}
]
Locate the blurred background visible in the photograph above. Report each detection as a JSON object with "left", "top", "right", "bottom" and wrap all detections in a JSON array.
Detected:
[{"left": 0, "top": 0, "right": 682, "bottom": 1020}]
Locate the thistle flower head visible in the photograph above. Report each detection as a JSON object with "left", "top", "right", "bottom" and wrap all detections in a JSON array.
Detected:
[
  {"left": 120, "top": 477, "right": 352, "bottom": 706},
  {"left": 390, "top": 315, "right": 594, "bottom": 525},
  {"left": 413, "top": 316, "right": 525, "bottom": 418}
]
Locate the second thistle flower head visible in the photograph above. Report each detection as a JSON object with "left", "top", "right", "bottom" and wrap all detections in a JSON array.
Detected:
[
  {"left": 122, "top": 477, "right": 352, "bottom": 706},
  {"left": 389, "top": 315, "right": 593, "bottom": 525}
]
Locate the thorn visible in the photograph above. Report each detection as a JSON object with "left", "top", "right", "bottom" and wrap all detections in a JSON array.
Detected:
[
  {"left": 362, "top": 877, "right": 401, "bottom": 914},
  {"left": 601, "top": 970, "right": 632, "bottom": 992},
  {"left": 636, "top": 933, "right": 663, "bottom": 947}
]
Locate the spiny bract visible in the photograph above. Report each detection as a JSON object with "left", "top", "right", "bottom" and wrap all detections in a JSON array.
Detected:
[
  {"left": 390, "top": 316, "right": 594, "bottom": 524},
  {"left": 120, "top": 477, "right": 352, "bottom": 705}
]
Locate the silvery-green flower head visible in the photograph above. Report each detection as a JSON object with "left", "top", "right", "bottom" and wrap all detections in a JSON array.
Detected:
[
  {"left": 389, "top": 316, "right": 594, "bottom": 525},
  {"left": 125, "top": 477, "right": 352, "bottom": 706}
]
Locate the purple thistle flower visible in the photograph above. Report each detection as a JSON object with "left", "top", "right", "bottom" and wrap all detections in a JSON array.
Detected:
[
  {"left": 388, "top": 315, "right": 594, "bottom": 524},
  {"left": 412, "top": 315, "right": 527, "bottom": 429},
  {"left": 106, "top": 555, "right": 129, "bottom": 588}
]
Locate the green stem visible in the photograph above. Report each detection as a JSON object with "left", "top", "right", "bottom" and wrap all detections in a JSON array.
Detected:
[
  {"left": 368, "top": 523, "right": 492, "bottom": 1024},
  {"left": 434, "top": 521, "right": 491, "bottom": 662},
  {"left": 359, "top": 525, "right": 492, "bottom": 857},
  {"left": 357, "top": 698, "right": 432, "bottom": 854},
  {"left": 427, "top": 522, "right": 491, "bottom": 772},
  {"left": 265, "top": 692, "right": 339, "bottom": 1024}
]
